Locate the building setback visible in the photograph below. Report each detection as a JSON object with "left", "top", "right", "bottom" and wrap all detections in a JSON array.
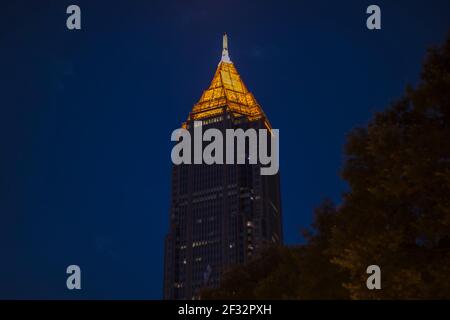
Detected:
[{"left": 164, "top": 35, "right": 283, "bottom": 299}]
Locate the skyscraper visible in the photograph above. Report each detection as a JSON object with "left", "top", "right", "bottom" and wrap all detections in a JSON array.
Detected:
[{"left": 163, "top": 35, "right": 283, "bottom": 299}]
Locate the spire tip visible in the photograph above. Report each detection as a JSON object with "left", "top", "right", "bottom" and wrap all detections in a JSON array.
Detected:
[{"left": 221, "top": 33, "right": 231, "bottom": 63}]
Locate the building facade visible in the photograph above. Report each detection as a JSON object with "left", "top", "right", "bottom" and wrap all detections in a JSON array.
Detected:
[{"left": 163, "top": 35, "right": 282, "bottom": 299}]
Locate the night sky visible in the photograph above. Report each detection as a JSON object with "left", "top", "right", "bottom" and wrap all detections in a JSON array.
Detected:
[{"left": 1, "top": 0, "right": 449, "bottom": 299}]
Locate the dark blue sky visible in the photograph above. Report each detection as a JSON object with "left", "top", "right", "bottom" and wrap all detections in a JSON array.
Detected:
[{"left": 1, "top": 0, "right": 449, "bottom": 299}]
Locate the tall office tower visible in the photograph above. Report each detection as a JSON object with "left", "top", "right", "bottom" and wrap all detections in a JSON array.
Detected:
[{"left": 164, "top": 35, "right": 282, "bottom": 299}]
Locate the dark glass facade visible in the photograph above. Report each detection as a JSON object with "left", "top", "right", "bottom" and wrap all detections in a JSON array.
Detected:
[{"left": 163, "top": 111, "right": 282, "bottom": 299}]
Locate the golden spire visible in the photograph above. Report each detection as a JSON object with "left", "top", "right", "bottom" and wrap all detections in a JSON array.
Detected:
[{"left": 186, "top": 34, "right": 267, "bottom": 124}]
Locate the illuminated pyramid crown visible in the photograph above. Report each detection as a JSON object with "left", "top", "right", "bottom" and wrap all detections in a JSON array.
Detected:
[{"left": 187, "top": 34, "right": 267, "bottom": 123}]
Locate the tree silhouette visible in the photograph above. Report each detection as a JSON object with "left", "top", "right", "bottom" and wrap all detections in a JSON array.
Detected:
[{"left": 330, "top": 32, "right": 450, "bottom": 299}]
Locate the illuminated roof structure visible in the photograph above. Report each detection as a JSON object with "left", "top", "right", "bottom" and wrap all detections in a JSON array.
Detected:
[{"left": 187, "top": 34, "right": 268, "bottom": 123}]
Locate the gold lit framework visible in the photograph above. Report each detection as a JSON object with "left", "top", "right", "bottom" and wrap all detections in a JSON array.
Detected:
[
  {"left": 187, "top": 61, "right": 268, "bottom": 123},
  {"left": 183, "top": 34, "right": 272, "bottom": 133}
]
